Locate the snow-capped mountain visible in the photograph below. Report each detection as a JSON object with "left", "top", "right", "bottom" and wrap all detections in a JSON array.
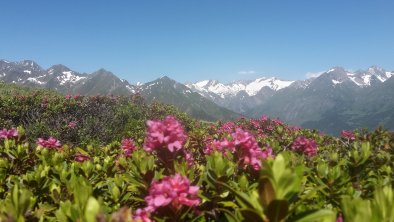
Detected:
[
  {"left": 318, "top": 66, "right": 393, "bottom": 87},
  {"left": 246, "top": 66, "right": 394, "bottom": 135},
  {"left": 187, "top": 77, "right": 294, "bottom": 98},
  {"left": 0, "top": 59, "right": 135, "bottom": 94},
  {"left": 185, "top": 77, "right": 294, "bottom": 113}
]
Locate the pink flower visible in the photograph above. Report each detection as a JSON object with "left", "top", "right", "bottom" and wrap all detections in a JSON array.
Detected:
[
  {"left": 144, "top": 174, "right": 200, "bottom": 212},
  {"left": 271, "top": 118, "right": 283, "bottom": 126},
  {"left": 0, "top": 128, "right": 18, "bottom": 139},
  {"left": 261, "top": 115, "right": 269, "bottom": 122},
  {"left": 232, "top": 128, "right": 270, "bottom": 170},
  {"left": 36, "top": 137, "right": 62, "bottom": 149},
  {"left": 205, "top": 128, "right": 273, "bottom": 170},
  {"left": 144, "top": 116, "right": 187, "bottom": 153},
  {"left": 121, "top": 138, "right": 137, "bottom": 157},
  {"left": 250, "top": 119, "right": 261, "bottom": 129},
  {"left": 133, "top": 208, "right": 154, "bottom": 222},
  {"left": 204, "top": 138, "right": 235, "bottom": 155},
  {"left": 65, "top": 94, "right": 72, "bottom": 100},
  {"left": 336, "top": 213, "right": 343, "bottom": 222},
  {"left": 341, "top": 130, "right": 355, "bottom": 141},
  {"left": 74, "top": 153, "right": 90, "bottom": 162},
  {"left": 68, "top": 121, "right": 77, "bottom": 129},
  {"left": 184, "top": 151, "right": 194, "bottom": 167},
  {"left": 218, "top": 122, "right": 236, "bottom": 134},
  {"left": 291, "top": 136, "right": 317, "bottom": 157}
]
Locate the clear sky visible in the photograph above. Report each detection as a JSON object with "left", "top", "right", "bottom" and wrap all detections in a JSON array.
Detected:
[{"left": 1, "top": 0, "right": 393, "bottom": 84}]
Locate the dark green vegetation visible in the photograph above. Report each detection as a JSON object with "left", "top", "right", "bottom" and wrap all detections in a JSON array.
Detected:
[
  {"left": 0, "top": 82, "right": 193, "bottom": 146},
  {"left": 1, "top": 82, "right": 394, "bottom": 221}
]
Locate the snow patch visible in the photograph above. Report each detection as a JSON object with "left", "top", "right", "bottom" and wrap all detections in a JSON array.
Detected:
[
  {"left": 126, "top": 85, "right": 135, "bottom": 93},
  {"left": 57, "top": 71, "right": 86, "bottom": 85},
  {"left": 24, "top": 70, "right": 31, "bottom": 74},
  {"left": 327, "top": 68, "right": 336, "bottom": 73},
  {"left": 332, "top": 79, "right": 342, "bottom": 85},
  {"left": 27, "top": 77, "right": 45, "bottom": 85},
  {"left": 361, "top": 74, "right": 372, "bottom": 86},
  {"left": 348, "top": 76, "right": 363, "bottom": 86}
]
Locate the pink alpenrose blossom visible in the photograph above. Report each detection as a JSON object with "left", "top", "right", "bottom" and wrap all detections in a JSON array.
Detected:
[
  {"left": 74, "top": 153, "right": 91, "bottom": 162},
  {"left": 341, "top": 130, "right": 356, "bottom": 141},
  {"left": 144, "top": 116, "right": 187, "bottom": 153},
  {"left": 144, "top": 174, "right": 200, "bottom": 212},
  {"left": 232, "top": 128, "right": 272, "bottom": 170},
  {"left": 132, "top": 208, "right": 154, "bottom": 222},
  {"left": 291, "top": 136, "right": 317, "bottom": 157},
  {"left": 68, "top": 121, "right": 77, "bottom": 129},
  {"left": 36, "top": 137, "right": 62, "bottom": 149},
  {"left": 121, "top": 138, "right": 137, "bottom": 157},
  {"left": 0, "top": 128, "right": 18, "bottom": 139}
]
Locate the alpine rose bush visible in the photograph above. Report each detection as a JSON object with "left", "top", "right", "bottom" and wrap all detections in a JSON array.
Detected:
[
  {"left": 205, "top": 128, "right": 273, "bottom": 170},
  {"left": 291, "top": 136, "right": 317, "bottom": 157},
  {"left": 341, "top": 130, "right": 356, "bottom": 141},
  {"left": 144, "top": 174, "right": 200, "bottom": 212},
  {"left": 36, "top": 137, "right": 62, "bottom": 149},
  {"left": 0, "top": 128, "right": 18, "bottom": 139},
  {"left": 144, "top": 116, "right": 187, "bottom": 152},
  {"left": 232, "top": 128, "right": 272, "bottom": 170},
  {"left": 121, "top": 138, "right": 137, "bottom": 157},
  {"left": 74, "top": 153, "right": 90, "bottom": 162}
]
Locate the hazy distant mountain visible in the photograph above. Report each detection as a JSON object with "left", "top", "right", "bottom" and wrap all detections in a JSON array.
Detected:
[
  {"left": 0, "top": 59, "right": 239, "bottom": 121},
  {"left": 246, "top": 67, "right": 394, "bottom": 134},
  {"left": 138, "top": 76, "right": 240, "bottom": 121}
]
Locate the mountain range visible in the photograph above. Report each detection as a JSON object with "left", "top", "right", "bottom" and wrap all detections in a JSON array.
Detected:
[
  {"left": 1, "top": 59, "right": 393, "bottom": 134},
  {"left": 0, "top": 59, "right": 239, "bottom": 121}
]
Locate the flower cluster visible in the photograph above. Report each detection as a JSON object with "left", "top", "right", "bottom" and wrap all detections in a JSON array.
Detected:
[
  {"left": 68, "top": 121, "right": 77, "bottom": 129},
  {"left": 232, "top": 128, "right": 272, "bottom": 170},
  {"left": 144, "top": 174, "right": 200, "bottom": 212},
  {"left": 205, "top": 128, "right": 273, "bottom": 170},
  {"left": 204, "top": 138, "right": 235, "bottom": 155},
  {"left": 74, "top": 153, "right": 90, "bottom": 162},
  {"left": 144, "top": 116, "right": 187, "bottom": 153},
  {"left": 341, "top": 130, "right": 356, "bottom": 141},
  {"left": 132, "top": 208, "right": 153, "bottom": 222},
  {"left": 121, "top": 138, "right": 137, "bottom": 157},
  {"left": 36, "top": 137, "right": 62, "bottom": 149},
  {"left": 291, "top": 136, "right": 317, "bottom": 157},
  {"left": 0, "top": 128, "right": 18, "bottom": 139},
  {"left": 218, "top": 121, "right": 237, "bottom": 134}
]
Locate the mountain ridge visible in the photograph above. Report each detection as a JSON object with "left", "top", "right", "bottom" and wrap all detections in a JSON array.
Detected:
[{"left": 1, "top": 59, "right": 393, "bottom": 134}]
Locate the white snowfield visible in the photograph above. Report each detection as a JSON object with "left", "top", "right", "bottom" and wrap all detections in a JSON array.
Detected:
[
  {"left": 187, "top": 77, "right": 294, "bottom": 97},
  {"left": 187, "top": 67, "right": 393, "bottom": 98}
]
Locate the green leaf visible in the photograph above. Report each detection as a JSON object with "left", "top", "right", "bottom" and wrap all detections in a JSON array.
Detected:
[
  {"left": 266, "top": 200, "right": 289, "bottom": 222},
  {"left": 258, "top": 177, "right": 276, "bottom": 208},
  {"left": 291, "top": 210, "right": 335, "bottom": 222},
  {"left": 240, "top": 209, "right": 264, "bottom": 222},
  {"left": 85, "top": 197, "right": 100, "bottom": 222}
]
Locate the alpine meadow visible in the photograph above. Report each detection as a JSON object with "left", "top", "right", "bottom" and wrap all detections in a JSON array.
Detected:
[{"left": 1, "top": 1, "right": 394, "bottom": 222}]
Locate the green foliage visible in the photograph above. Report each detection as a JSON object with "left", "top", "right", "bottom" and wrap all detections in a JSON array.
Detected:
[{"left": 0, "top": 82, "right": 393, "bottom": 221}]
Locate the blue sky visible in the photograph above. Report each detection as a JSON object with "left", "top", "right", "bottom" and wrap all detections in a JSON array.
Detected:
[{"left": 1, "top": 0, "right": 393, "bottom": 83}]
